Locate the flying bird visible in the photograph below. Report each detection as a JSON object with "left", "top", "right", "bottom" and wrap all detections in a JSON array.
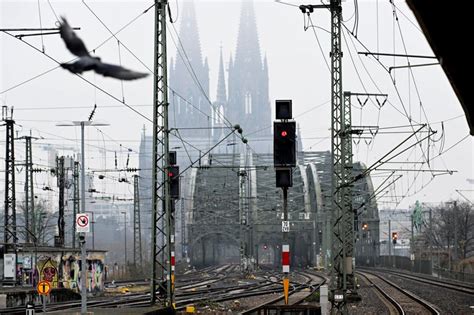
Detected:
[{"left": 58, "top": 17, "right": 148, "bottom": 81}]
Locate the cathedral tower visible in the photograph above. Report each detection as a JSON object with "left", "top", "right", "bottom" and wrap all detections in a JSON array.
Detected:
[
  {"left": 169, "top": 0, "right": 210, "bottom": 139},
  {"left": 227, "top": 0, "right": 271, "bottom": 153}
]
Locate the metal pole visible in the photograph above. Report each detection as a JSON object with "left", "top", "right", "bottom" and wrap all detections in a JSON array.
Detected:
[
  {"left": 24, "top": 137, "right": 31, "bottom": 243},
  {"left": 151, "top": 0, "right": 171, "bottom": 306},
  {"left": 328, "top": 0, "right": 347, "bottom": 310},
  {"left": 133, "top": 175, "right": 143, "bottom": 266},
  {"left": 283, "top": 186, "right": 289, "bottom": 305},
  {"left": 73, "top": 161, "right": 79, "bottom": 248},
  {"left": 57, "top": 157, "right": 65, "bottom": 247},
  {"left": 342, "top": 92, "right": 354, "bottom": 291},
  {"left": 429, "top": 208, "right": 433, "bottom": 271},
  {"left": 388, "top": 219, "right": 392, "bottom": 265},
  {"left": 453, "top": 201, "right": 458, "bottom": 264},
  {"left": 411, "top": 214, "right": 414, "bottom": 269},
  {"left": 239, "top": 172, "right": 244, "bottom": 272},
  {"left": 123, "top": 212, "right": 127, "bottom": 266},
  {"left": 3, "top": 110, "right": 17, "bottom": 244},
  {"left": 313, "top": 220, "right": 317, "bottom": 266},
  {"left": 80, "top": 121, "right": 87, "bottom": 314},
  {"left": 92, "top": 212, "right": 95, "bottom": 250}
]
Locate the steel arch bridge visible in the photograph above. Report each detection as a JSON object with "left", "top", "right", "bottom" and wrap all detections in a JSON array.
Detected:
[{"left": 184, "top": 152, "right": 379, "bottom": 268}]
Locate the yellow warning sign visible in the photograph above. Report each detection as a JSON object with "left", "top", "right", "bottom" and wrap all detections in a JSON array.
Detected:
[
  {"left": 283, "top": 277, "right": 290, "bottom": 305},
  {"left": 37, "top": 280, "right": 52, "bottom": 295}
]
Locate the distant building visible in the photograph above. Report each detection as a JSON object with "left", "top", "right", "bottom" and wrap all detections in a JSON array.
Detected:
[{"left": 139, "top": 0, "right": 273, "bottom": 259}]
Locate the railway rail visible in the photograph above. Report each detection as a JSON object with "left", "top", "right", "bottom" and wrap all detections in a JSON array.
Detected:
[
  {"left": 240, "top": 270, "right": 326, "bottom": 314},
  {"left": 357, "top": 270, "right": 440, "bottom": 315},
  {"left": 364, "top": 268, "right": 474, "bottom": 295},
  {"left": 0, "top": 264, "right": 280, "bottom": 314}
]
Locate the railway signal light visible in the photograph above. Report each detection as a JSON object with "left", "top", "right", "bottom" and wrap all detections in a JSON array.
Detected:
[
  {"left": 362, "top": 222, "right": 368, "bottom": 231},
  {"left": 168, "top": 166, "right": 180, "bottom": 199},
  {"left": 273, "top": 121, "right": 296, "bottom": 167},
  {"left": 392, "top": 232, "right": 398, "bottom": 244}
]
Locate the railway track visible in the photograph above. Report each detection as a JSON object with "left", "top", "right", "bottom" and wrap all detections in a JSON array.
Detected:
[
  {"left": 0, "top": 266, "right": 329, "bottom": 314},
  {"left": 240, "top": 270, "right": 326, "bottom": 314},
  {"left": 0, "top": 264, "right": 234, "bottom": 314},
  {"left": 366, "top": 268, "right": 474, "bottom": 295},
  {"left": 0, "top": 264, "right": 270, "bottom": 314},
  {"left": 357, "top": 271, "right": 440, "bottom": 315}
]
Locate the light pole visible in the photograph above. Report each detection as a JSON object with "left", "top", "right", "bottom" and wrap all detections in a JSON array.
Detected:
[
  {"left": 122, "top": 211, "right": 127, "bottom": 267},
  {"left": 57, "top": 120, "right": 109, "bottom": 315}
]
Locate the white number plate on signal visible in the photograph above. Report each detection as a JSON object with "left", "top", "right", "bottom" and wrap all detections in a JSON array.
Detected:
[{"left": 282, "top": 221, "right": 290, "bottom": 232}]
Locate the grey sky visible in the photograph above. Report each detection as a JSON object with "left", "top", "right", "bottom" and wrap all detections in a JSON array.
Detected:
[{"left": 1, "top": 0, "right": 472, "bottom": 210}]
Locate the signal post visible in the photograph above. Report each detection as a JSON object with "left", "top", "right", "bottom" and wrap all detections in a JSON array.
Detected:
[
  {"left": 274, "top": 100, "right": 296, "bottom": 305},
  {"left": 167, "top": 151, "right": 179, "bottom": 299}
]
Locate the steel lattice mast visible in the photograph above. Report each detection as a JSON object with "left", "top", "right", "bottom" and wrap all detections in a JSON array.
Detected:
[
  {"left": 341, "top": 92, "right": 354, "bottom": 292},
  {"left": 133, "top": 175, "right": 143, "bottom": 267},
  {"left": 2, "top": 106, "right": 16, "bottom": 245},
  {"left": 151, "top": 0, "right": 173, "bottom": 306},
  {"left": 328, "top": 0, "right": 354, "bottom": 311},
  {"left": 20, "top": 135, "right": 35, "bottom": 243}
]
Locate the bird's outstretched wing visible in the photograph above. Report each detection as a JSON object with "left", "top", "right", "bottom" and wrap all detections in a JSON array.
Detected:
[
  {"left": 94, "top": 62, "right": 149, "bottom": 81},
  {"left": 59, "top": 16, "right": 90, "bottom": 57}
]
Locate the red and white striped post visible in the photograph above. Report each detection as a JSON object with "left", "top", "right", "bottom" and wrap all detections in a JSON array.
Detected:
[
  {"left": 282, "top": 187, "right": 290, "bottom": 304},
  {"left": 282, "top": 244, "right": 290, "bottom": 304},
  {"left": 171, "top": 250, "right": 175, "bottom": 290},
  {"left": 282, "top": 245, "right": 290, "bottom": 273}
]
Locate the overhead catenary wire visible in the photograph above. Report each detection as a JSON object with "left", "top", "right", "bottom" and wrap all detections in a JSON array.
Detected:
[
  {"left": 168, "top": 21, "right": 235, "bottom": 130},
  {"left": 306, "top": 14, "right": 330, "bottom": 72},
  {"left": 343, "top": 25, "right": 436, "bottom": 178},
  {"left": 1, "top": 30, "right": 153, "bottom": 123},
  {"left": 0, "top": 2, "right": 156, "bottom": 96},
  {"left": 80, "top": 0, "right": 241, "bottom": 144}
]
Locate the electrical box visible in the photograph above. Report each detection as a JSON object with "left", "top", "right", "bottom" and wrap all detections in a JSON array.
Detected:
[{"left": 3, "top": 254, "right": 16, "bottom": 282}]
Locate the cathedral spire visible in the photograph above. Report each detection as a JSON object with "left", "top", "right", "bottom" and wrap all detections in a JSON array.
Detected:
[
  {"left": 226, "top": 0, "right": 271, "bottom": 150},
  {"left": 169, "top": 0, "right": 210, "bottom": 137},
  {"left": 178, "top": 0, "right": 203, "bottom": 66},
  {"left": 216, "top": 46, "right": 227, "bottom": 104},
  {"left": 263, "top": 53, "right": 268, "bottom": 77},
  {"left": 234, "top": 0, "right": 262, "bottom": 70}
]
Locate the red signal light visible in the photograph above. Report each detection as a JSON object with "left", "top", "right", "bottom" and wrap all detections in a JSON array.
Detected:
[
  {"left": 168, "top": 171, "right": 173, "bottom": 177},
  {"left": 281, "top": 131, "right": 288, "bottom": 137}
]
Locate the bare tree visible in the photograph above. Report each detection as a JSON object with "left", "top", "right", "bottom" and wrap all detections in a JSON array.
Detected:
[
  {"left": 425, "top": 201, "right": 474, "bottom": 269},
  {"left": 4, "top": 197, "right": 55, "bottom": 246}
]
